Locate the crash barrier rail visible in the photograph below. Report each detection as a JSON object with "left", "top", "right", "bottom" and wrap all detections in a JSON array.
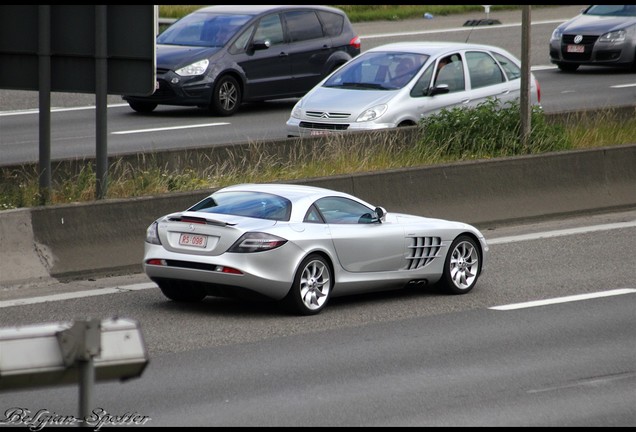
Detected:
[{"left": 0, "top": 107, "right": 635, "bottom": 287}]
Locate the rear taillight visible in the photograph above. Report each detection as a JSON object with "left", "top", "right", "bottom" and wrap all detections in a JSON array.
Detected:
[
  {"left": 535, "top": 78, "right": 541, "bottom": 104},
  {"left": 350, "top": 36, "right": 361, "bottom": 50}
]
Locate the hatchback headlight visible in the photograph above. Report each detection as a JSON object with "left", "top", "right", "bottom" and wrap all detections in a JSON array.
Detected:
[
  {"left": 550, "top": 27, "right": 563, "bottom": 42},
  {"left": 598, "top": 29, "right": 626, "bottom": 43},
  {"left": 356, "top": 104, "right": 387, "bottom": 122},
  {"left": 175, "top": 59, "right": 209, "bottom": 77},
  {"left": 291, "top": 103, "right": 303, "bottom": 119}
]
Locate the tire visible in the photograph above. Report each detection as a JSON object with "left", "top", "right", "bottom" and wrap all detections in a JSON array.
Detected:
[
  {"left": 128, "top": 101, "right": 157, "bottom": 113},
  {"left": 556, "top": 62, "right": 579, "bottom": 72},
  {"left": 283, "top": 254, "right": 332, "bottom": 315},
  {"left": 210, "top": 75, "right": 241, "bottom": 116},
  {"left": 440, "top": 235, "right": 481, "bottom": 295},
  {"left": 158, "top": 280, "right": 206, "bottom": 302}
]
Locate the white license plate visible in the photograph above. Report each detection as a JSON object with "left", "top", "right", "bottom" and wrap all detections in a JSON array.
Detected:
[
  {"left": 566, "top": 44, "right": 585, "bottom": 53},
  {"left": 310, "top": 129, "right": 332, "bottom": 136},
  {"left": 179, "top": 233, "right": 207, "bottom": 248}
]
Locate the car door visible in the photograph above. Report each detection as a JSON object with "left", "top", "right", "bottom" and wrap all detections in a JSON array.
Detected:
[
  {"left": 314, "top": 197, "right": 406, "bottom": 272},
  {"left": 465, "top": 50, "right": 517, "bottom": 105},
  {"left": 412, "top": 53, "right": 473, "bottom": 118},
  {"left": 282, "top": 9, "right": 333, "bottom": 93},
  {"left": 233, "top": 12, "right": 292, "bottom": 100}
]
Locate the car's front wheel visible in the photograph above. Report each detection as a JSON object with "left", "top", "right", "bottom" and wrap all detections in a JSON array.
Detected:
[
  {"left": 210, "top": 75, "right": 241, "bottom": 116},
  {"left": 157, "top": 280, "right": 206, "bottom": 302},
  {"left": 440, "top": 235, "right": 481, "bottom": 295},
  {"left": 283, "top": 254, "right": 332, "bottom": 315},
  {"left": 128, "top": 101, "right": 158, "bottom": 113}
]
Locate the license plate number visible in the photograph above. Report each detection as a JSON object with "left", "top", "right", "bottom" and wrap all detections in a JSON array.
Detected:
[
  {"left": 310, "top": 129, "right": 331, "bottom": 136},
  {"left": 179, "top": 233, "right": 207, "bottom": 248},
  {"left": 566, "top": 44, "right": 585, "bottom": 53}
]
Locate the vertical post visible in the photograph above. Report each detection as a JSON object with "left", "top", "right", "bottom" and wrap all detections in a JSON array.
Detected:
[
  {"left": 95, "top": 6, "right": 108, "bottom": 200},
  {"left": 77, "top": 319, "right": 101, "bottom": 425},
  {"left": 38, "top": 5, "right": 52, "bottom": 205},
  {"left": 520, "top": 6, "right": 531, "bottom": 149}
]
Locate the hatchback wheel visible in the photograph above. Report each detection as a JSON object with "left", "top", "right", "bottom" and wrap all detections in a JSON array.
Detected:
[
  {"left": 128, "top": 101, "right": 157, "bottom": 113},
  {"left": 210, "top": 75, "right": 241, "bottom": 116},
  {"left": 158, "top": 280, "right": 206, "bottom": 302},
  {"left": 283, "top": 254, "right": 332, "bottom": 315},
  {"left": 440, "top": 235, "right": 481, "bottom": 294}
]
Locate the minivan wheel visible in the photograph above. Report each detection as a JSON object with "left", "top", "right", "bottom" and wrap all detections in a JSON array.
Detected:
[
  {"left": 128, "top": 101, "right": 157, "bottom": 113},
  {"left": 210, "top": 75, "right": 241, "bottom": 116}
]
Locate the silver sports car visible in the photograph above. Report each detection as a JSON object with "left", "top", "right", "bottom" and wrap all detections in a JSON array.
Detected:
[{"left": 143, "top": 183, "right": 489, "bottom": 315}]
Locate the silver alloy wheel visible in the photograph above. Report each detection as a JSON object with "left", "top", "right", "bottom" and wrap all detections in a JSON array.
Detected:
[
  {"left": 218, "top": 80, "right": 238, "bottom": 112},
  {"left": 300, "top": 259, "right": 331, "bottom": 311},
  {"left": 449, "top": 240, "right": 479, "bottom": 290}
]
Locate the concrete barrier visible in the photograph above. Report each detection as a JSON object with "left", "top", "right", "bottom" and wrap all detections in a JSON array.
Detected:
[{"left": 1, "top": 143, "right": 635, "bottom": 287}]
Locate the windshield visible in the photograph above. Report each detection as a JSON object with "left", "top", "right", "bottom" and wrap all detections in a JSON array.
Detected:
[
  {"left": 188, "top": 191, "right": 292, "bottom": 221},
  {"left": 584, "top": 5, "right": 636, "bottom": 17},
  {"left": 157, "top": 12, "right": 251, "bottom": 47},
  {"left": 324, "top": 51, "right": 429, "bottom": 90}
]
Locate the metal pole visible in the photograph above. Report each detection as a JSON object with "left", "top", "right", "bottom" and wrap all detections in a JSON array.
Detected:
[
  {"left": 520, "top": 6, "right": 531, "bottom": 149},
  {"left": 95, "top": 6, "right": 108, "bottom": 199},
  {"left": 78, "top": 357, "right": 95, "bottom": 425},
  {"left": 38, "top": 5, "right": 52, "bottom": 205}
]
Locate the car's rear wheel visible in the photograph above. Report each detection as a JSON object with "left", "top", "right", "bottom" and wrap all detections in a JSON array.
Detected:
[
  {"left": 283, "top": 254, "right": 332, "bottom": 315},
  {"left": 210, "top": 75, "right": 241, "bottom": 116},
  {"left": 556, "top": 62, "right": 579, "bottom": 72},
  {"left": 158, "top": 280, "right": 206, "bottom": 302},
  {"left": 128, "top": 101, "right": 157, "bottom": 113},
  {"left": 440, "top": 235, "right": 481, "bottom": 295}
]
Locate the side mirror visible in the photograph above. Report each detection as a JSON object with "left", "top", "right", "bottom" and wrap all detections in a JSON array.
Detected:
[
  {"left": 374, "top": 206, "right": 386, "bottom": 223},
  {"left": 251, "top": 39, "right": 271, "bottom": 51},
  {"left": 428, "top": 84, "right": 450, "bottom": 96}
]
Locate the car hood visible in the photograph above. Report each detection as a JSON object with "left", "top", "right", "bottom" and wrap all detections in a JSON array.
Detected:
[
  {"left": 560, "top": 14, "right": 636, "bottom": 35},
  {"left": 156, "top": 44, "right": 220, "bottom": 70},
  {"left": 301, "top": 87, "right": 397, "bottom": 113}
]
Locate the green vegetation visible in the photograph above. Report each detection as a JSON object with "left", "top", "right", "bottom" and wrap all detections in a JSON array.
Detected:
[
  {"left": 158, "top": 5, "right": 521, "bottom": 22},
  {"left": 2, "top": 101, "right": 634, "bottom": 211}
]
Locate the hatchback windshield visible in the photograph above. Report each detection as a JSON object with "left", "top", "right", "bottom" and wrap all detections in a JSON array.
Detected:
[
  {"left": 584, "top": 5, "right": 636, "bottom": 16},
  {"left": 157, "top": 12, "right": 251, "bottom": 47},
  {"left": 324, "top": 52, "right": 429, "bottom": 90}
]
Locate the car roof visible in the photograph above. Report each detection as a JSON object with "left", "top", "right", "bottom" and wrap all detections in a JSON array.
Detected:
[
  {"left": 365, "top": 41, "right": 510, "bottom": 57},
  {"left": 196, "top": 5, "right": 346, "bottom": 16}
]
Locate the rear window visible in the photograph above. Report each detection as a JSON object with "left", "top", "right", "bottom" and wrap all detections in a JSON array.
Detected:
[
  {"left": 317, "top": 10, "right": 345, "bottom": 37},
  {"left": 188, "top": 191, "right": 292, "bottom": 221}
]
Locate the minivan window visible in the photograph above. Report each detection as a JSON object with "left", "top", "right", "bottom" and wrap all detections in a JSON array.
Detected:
[
  {"left": 317, "top": 10, "right": 344, "bottom": 37},
  {"left": 157, "top": 13, "right": 251, "bottom": 47},
  {"left": 285, "top": 10, "right": 324, "bottom": 42},
  {"left": 253, "top": 13, "right": 285, "bottom": 45}
]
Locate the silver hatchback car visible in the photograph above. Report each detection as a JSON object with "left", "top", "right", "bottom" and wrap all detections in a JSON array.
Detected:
[
  {"left": 549, "top": 4, "right": 636, "bottom": 72},
  {"left": 286, "top": 41, "right": 541, "bottom": 137}
]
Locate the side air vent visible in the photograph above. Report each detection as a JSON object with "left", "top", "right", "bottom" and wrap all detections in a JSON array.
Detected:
[{"left": 406, "top": 236, "right": 441, "bottom": 270}]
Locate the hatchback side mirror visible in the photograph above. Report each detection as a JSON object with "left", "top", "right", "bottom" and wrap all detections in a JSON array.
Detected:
[
  {"left": 428, "top": 84, "right": 450, "bottom": 96},
  {"left": 251, "top": 39, "right": 271, "bottom": 51}
]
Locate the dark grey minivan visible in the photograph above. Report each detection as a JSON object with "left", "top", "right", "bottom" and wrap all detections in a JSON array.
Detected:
[{"left": 123, "top": 5, "right": 361, "bottom": 116}]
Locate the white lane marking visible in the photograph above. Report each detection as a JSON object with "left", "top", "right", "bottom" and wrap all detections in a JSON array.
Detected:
[
  {"left": 0, "top": 104, "right": 128, "bottom": 116},
  {"left": 359, "top": 19, "right": 569, "bottom": 40},
  {"left": 0, "top": 282, "right": 156, "bottom": 308},
  {"left": 490, "top": 288, "right": 636, "bottom": 310},
  {"left": 611, "top": 83, "right": 636, "bottom": 89},
  {"left": 487, "top": 220, "right": 636, "bottom": 245},
  {"left": 111, "top": 122, "right": 230, "bottom": 135}
]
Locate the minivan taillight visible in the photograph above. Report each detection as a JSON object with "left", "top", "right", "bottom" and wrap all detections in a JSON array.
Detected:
[
  {"left": 350, "top": 36, "right": 361, "bottom": 50},
  {"left": 535, "top": 78, "right": 541, "bottom": 104}
]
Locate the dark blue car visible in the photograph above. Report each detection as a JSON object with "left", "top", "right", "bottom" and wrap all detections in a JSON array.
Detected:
[{"left": 123, "top": 5, "right": 361, "bottom": 116}]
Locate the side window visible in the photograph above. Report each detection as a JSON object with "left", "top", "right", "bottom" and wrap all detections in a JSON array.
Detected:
[
  {"left": 411, "top": 63, "right": 435, "bottom": 97},
  {"left": 317, "top": 10, "right": 344, "bottom": 37},
  {"left": 304, "top": 205, "right": 325, "bottom": 223},
  {"left": 434, "top": 54, "right": 465, "bottom": 93},
  {"left": 466, "top": 51, "right": 505, "bottom": 89},
  {"left": 315, "top": 197, "right": 375, "bottom": 225},
  {"left": 492, "top": 52, "right": 521, "bottom": 81},
  {"left": 229, "top": 24, "right": 255, "bottom": 53},
  {"left": 284, "top": 10, "right": 324, "bottom": 42},
  {"left": 253, "top": 13, "right": 285, "bottom": 46}
]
